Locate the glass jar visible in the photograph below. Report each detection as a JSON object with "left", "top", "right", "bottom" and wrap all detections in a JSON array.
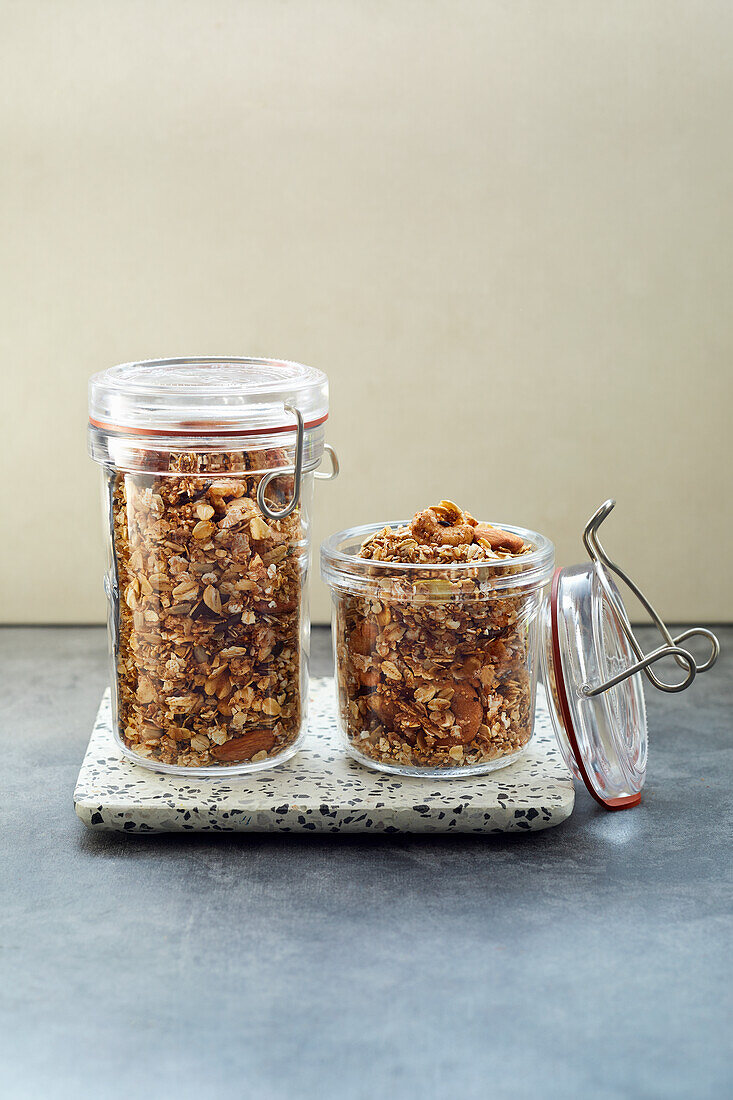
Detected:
[
  {"left": 320, "top": 520, "right": 555, "bottom": 777},
  {"left": 88, "top": 357, "right": 336, "bottom": 775}
]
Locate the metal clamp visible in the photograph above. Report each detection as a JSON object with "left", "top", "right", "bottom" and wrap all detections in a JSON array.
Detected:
[
  {"left": 581, "top": 500, "right": 719, "bottom": 696},
  {"left": 315, "top": 443, "right": 340, "bottom": 481},
  {"left": 256, "top": 406, "right": 339, "bottom": 521}
]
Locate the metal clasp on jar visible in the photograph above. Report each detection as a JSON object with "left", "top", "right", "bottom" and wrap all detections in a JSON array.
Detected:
[
  {"left": 256, "top": 404, "right": 340, "bottom": 521},
  {"left": 581, "top": 500, "right": 719, "bottom": 696}
]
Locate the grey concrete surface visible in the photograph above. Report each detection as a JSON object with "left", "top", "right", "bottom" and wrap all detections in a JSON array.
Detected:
[{"left": 1, "top": 625, "right": 731, "bottom": 1100}]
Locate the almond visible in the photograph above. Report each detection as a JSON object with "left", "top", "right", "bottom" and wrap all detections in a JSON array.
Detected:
[
  {"left": 350, "top": 621, "right": 379, "bottom": 657},
  {"left": 211, "top": 730, "right": 276, "bottom": 762},
  {"left": 254, "top": 598, "right": 298, "bottom": 615},
  {"left": 473, "top": 523, "right": 525, "bottom": 554},
  {"left": 360, "top": 667, "right": 380, "bottom": 688},
  {"left": 449, "top": 682, "right": 484, "bottom": 743}
]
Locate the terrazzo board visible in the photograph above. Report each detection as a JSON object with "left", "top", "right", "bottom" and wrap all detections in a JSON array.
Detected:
[{"left": 74, "top": 678, "right": 574, "bottom": 834}]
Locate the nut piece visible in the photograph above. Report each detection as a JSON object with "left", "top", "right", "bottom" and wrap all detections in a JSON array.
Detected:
[
  {"left": 448, "top": 682, "right": 483, "bottom": 743},
  {"left": 410, "top": 507, "right": 474, "bottom": 547},
  {"left": 249, "top": 515, "right": 273, "bottom": 541},
  {"left": 203, "top": 585, "right": 222, "bottom": 614},
  {"left": 211, "top": 730, "right": 277, "bottom": 761},
  {"left": 473, "top": 523, "right": 525, "bottom": 554},
  {"left": 350, "top": 621, "right": 378, "bottom": 656}
]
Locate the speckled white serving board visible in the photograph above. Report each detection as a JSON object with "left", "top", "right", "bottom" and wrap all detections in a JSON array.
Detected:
[{"left": 74, "top": 678, "right": 574, "bottom": 834}]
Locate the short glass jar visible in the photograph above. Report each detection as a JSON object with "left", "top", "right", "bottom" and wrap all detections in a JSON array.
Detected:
[
  {"left": 89, "top": 357, "right": 335, "bottom": 775},
  {"left": 321, "top": 520, "right": 555, "bottom": 777}
]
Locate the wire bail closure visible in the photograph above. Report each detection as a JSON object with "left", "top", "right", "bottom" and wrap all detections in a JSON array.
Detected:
[
  {"left": 256, "top": 405, "right": 339, "bottom": 521},
  {"left": 581, "top": 500, "right": 719, "bottom": 697}
]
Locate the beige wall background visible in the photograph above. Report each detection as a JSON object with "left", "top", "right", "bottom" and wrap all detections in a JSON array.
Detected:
[{"left": 1, "top": 0, "right": 731, "bottom": 624}]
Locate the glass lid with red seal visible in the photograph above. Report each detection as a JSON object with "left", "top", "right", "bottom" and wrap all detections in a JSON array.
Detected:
[
  {"left": 87, "top": 357, "right": 339, "bottom": 521},
  {"left": 542, "top": 501, "right": 720, "bottom": 810}
]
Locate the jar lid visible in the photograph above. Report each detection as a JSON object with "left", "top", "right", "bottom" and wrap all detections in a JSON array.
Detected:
[
  {"left": 546, "top": 563, "right": 648, "bottom": 808},
  {"left": 543, "top": 501, "right": 719, "bottom": 810},
  {"left": 88, "top": 357, "right": 329, "bottom": 436}
]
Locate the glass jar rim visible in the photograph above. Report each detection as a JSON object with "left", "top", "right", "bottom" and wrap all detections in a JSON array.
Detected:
[
  {"left": 89, "top": 357, "right": 329, "bottom": 437},
  {"left": 321, "top": 519, "right": 555, "bottom": 594}
]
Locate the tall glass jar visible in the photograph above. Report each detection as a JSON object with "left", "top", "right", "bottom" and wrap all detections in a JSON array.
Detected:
[
  {"left": 321, "top": 519, "right": 554, "bottom": 777},
  {"left": 88, "top": 357, "right": 334, "bottom": 775}
]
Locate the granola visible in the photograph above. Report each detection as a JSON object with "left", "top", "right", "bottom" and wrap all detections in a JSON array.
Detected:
[
  {"left": 334, "top": 501, "right": 538, "bottom": 770},
  {"left": 109, "top": 448, "right": 304, "bottom": 768}
]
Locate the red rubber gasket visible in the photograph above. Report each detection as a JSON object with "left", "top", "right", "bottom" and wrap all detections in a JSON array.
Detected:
[
  {"left": 550, "top": 567, "right": 641, "bottom": 811},
  {"left": 89, "top": 412, "right": 328, "bottom": 438}
]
